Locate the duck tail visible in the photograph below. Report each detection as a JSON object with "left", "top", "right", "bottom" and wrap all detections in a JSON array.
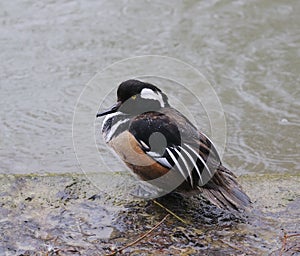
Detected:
[{"left": 198, "top": 165, "right": 251, "bottom": 211}]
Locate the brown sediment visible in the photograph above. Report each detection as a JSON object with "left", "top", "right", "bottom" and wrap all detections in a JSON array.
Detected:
[{"left": 0, "top": 172, "right": 299, "bottom": 255}]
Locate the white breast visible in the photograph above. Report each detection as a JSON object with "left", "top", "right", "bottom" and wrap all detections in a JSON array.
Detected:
[{"left": 102, "top": 111, "right": 129, "bottom": 143}]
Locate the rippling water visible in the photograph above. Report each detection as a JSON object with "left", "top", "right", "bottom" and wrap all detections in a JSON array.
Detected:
[{"left": 0, "top": 0, "right": 299, "bottom": 175}]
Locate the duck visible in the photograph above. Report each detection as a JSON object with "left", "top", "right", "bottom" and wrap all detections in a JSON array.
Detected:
[{"left": 96, "top": 79, "right": 250, "bottom": 211}]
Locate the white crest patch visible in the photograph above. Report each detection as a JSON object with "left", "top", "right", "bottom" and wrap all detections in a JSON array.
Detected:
[{"left": 140, "top": 88, "right": 165, "bottom": 107}]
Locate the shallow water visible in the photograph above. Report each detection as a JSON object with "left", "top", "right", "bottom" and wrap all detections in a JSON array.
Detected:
[{"left": 0, "top": 0, "right": 299, "bottom": 176}]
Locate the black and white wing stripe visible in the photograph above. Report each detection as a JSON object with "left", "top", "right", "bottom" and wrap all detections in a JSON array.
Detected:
[
  {"left": 144, "top": 143, "right": 215, "bottom": 188},
  {"left": 130, "top": 111, "right": 220, "bottom": 188}
]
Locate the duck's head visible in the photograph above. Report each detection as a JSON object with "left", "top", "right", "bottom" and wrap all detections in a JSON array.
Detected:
[{"left": 96, "top": 79, "right": 169, "bottom": 117}]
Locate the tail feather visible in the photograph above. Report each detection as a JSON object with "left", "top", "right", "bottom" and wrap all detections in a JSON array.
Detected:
[{"left": 198, "top": 166, "right": 251, "bottom": 211}]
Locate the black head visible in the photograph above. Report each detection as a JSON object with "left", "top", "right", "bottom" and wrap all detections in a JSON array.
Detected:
[
  {"left": 97, "top": 79, "right": 169, "bottom": 117},
  {"left": 117, "top": 80, "right": 162, "bottom": 102}
]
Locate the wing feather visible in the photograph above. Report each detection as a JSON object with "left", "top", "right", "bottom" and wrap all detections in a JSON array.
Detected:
[{"left": 128, "top": 109, "right": 250, "bottom": 210}]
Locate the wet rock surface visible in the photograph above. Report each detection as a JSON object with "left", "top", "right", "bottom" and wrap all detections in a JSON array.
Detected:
[{"left": 0, "top": 173, "right": 299, "bottom": 255}]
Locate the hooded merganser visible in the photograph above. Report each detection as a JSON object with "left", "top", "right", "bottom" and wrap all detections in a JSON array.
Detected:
[{"left": 96, "top": 79, "right": 250, "bottom": 211}]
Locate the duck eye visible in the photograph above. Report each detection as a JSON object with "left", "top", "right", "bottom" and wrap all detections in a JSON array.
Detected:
[{"left": 131, "top": 95, "right": 137, "bottom": 100}]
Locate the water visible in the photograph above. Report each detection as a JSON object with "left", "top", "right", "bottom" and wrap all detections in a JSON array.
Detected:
[{"left": 1, "top": 0, "right": 298, "bottom": 175}]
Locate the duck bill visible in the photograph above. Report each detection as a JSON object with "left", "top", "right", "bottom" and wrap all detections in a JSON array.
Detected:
[{"left": 96, "top": 101, "right": 121, "bottom": 117}]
